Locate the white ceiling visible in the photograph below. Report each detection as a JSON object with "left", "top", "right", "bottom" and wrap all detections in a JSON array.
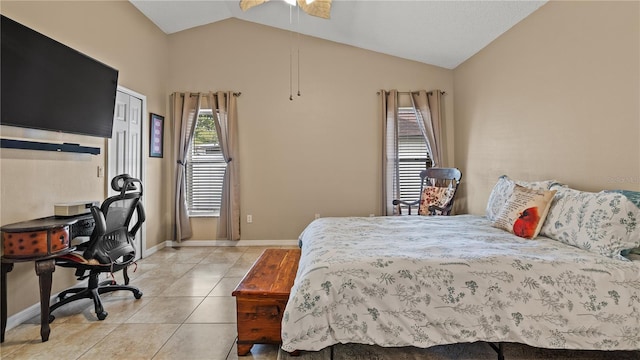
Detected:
[{"left": 129, "top": 0, "right": 547, "bottom": 69}]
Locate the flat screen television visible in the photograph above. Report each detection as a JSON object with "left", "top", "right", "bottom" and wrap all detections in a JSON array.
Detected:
[{"left": 1, "top": 15, "right": 118, "bottom": 138}]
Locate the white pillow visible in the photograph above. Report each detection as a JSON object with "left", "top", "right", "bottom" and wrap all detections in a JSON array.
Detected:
[
  {"left": 485, "top": 175, "right": 558, "bottom": 222},
  {"left": 540, "top": 186, "right": 640, "bottom": 260}
]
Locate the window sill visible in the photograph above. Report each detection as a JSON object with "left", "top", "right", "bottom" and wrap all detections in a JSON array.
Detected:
[{"left": 189, "top": 211, "right": 220, "bottom": 218}]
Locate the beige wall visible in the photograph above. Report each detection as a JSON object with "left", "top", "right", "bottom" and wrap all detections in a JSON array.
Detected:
[
  {"left": 453, "top": 1, "right": 640, "bottom": 215},
  {"left": 4, "top": 0, "right": 637, "bottom": 323},
  {"left": 168, "top": 19, "right": 454, "bottom": 241},
  {"left": 0, "top": 1, "right": 168, "bottom": 317}
]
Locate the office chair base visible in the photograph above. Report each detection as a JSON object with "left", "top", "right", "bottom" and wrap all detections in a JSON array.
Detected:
[{"left": 49, "top": 274, "right": 142, "bottom": 323}]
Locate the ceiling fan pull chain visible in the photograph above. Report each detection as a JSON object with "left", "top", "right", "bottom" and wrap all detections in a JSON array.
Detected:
[
  {"left": 289, "top": 4, "right": 294, "bottom": 101},
  {"left": 289, "top": 37, "right": 293, "bottom": 101},
  {"left": 297, "top": 5, "right": 301, "bottom": 97}
]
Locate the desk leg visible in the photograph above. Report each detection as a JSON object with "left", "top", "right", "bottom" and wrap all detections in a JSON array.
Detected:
[
  {"left": 34, "top": 259, "right": 55, "bottom": 342},
  {"left": 1, "top": 262, "right": 14, "bottom": 343}
]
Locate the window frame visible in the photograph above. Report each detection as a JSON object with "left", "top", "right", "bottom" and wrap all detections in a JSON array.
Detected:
[
  {"left": 185, "top": 109, "right": 227, "bottom": 217},
  {"left": 396, "top": 107, "right": 432, "bottom": 206}
]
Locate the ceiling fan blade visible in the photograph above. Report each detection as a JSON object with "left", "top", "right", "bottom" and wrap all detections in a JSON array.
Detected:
[
  {"left": 239, "top": 0, "right": 269, "bottom": 12},
  {"left": 239, "top": 0, "right": 331, "bottom": 19},
  {"left": 297, "top": 0, "right": 331, "bottom": 19}
]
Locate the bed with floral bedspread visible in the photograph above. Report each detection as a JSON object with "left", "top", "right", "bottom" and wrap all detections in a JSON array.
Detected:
[{"left": 280, "top": 214, "right": 640, "bottom": 353}]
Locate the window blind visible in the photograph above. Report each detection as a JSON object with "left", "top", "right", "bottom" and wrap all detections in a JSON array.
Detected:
[
  {"left": 186, "top": 110, "right": 227, "bottom": 216},
  {"left": 397, "top": 108, "right": 432, "bottom": 203}
]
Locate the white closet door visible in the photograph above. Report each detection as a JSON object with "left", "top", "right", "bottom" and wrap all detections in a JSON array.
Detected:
[
  {"left": 108, "top": 89, "right": 144, "bottom": 260},
  {"left": 110, "top": 91, "right": 130, "bottom": 178},
  {"left": 127, "top": 95, "right": 142, "bottom": 181}
]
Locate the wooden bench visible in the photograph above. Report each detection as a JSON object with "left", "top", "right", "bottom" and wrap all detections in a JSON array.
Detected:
[{"left": 232, "top": 248, "right": 301, "bottom": 356}]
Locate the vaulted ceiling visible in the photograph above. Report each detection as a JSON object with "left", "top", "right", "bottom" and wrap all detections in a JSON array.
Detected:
[{"left": 130, "top": 0, "right": 547, "bottom": 69}]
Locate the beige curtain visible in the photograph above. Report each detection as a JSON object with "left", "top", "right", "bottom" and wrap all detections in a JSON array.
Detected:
[
  {"left": 380, "top": 89, "right": 399, "bottom": 216},
  {"left": 206, "top": 91, "right": 240, "bottom": 240},
  {"left": 411, "top": 90, "right": 444, "bottom": 166},
  {"left": 171, "top": 92, "right": 202, "bottom": 241}
]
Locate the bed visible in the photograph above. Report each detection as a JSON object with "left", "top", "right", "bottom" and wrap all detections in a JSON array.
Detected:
[{"left": 281, "top": 179, "right": 640, "bottom": 356}]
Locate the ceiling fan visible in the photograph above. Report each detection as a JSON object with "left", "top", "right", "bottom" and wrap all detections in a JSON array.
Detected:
[{"left": 239, "top": 0, "right": 332, "bottom": 19}]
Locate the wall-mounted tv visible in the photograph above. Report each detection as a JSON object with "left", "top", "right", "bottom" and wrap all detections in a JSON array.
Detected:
[{"left": 1, "top": 15, "right": 118, "bottom": 139}]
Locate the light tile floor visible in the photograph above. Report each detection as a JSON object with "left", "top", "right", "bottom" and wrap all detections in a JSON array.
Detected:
[{"left": 1, "top": 246, "right": 290, "bottom": 360}]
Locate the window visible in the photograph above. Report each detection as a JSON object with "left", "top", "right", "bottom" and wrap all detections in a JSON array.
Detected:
[
  {"left": 397, "top": 107, "right": 432, "bottom": 206},
  {"left": 186, "top": 109, "right": 227, "bottom": 216}
]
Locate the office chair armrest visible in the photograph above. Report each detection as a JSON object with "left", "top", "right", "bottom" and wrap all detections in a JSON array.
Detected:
[
  {"left": 81, "top": 206, "right": 109, "bottom": 262},
  {"left": 90, "top": 206, "right": 107, "bottom": 237},
  {"left": 129, "top": 202, "right": 146, "bottom": 237},
  {"left": 392, "top": 199, "right": 420, "bottom": 215}
]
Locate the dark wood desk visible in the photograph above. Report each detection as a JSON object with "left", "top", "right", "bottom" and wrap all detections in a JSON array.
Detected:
[{"left": 1, "top": 214, "right": 94, "bottom": 343}]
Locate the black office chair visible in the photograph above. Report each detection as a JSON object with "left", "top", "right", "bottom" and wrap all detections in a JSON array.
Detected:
[
  {"left": 50, "top": 174, "right": 145, "bottom": 322},
  {"left": 393, "top": 167, "right": 462, "bottom": 215}
]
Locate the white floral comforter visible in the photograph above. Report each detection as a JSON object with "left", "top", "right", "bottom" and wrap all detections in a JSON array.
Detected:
[{"left": 281, "top": 215, "right": 640, "bottom": 352}]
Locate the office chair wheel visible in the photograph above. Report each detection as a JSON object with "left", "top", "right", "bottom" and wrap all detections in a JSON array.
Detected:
[
  {"left": 134, "top": 290, "right": 143, "bottom": 299},
  {"left": 97, "top": 311, "right": 108, "bottom": 320},
  {"left": 48, "top": 314, "right": 55, "bottom": 323}
]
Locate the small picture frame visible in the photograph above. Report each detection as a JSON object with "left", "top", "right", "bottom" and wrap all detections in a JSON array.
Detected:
[{"left": 149, "top": 113, "right": 164, "bottom": 158}]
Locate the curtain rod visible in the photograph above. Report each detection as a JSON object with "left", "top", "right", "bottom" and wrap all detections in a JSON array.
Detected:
[
  {"left": 184, "top": 92, "right": 242, "bottom": 97},
  {"left": 377, "top": 90, "right": 446, "bottom": 96}
]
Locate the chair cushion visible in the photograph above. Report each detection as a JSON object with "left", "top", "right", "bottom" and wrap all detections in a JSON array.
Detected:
[
  {"left": 58, "top": 252, "right": 104, "bottom": 266},
  {"left": 418, "top": 186, "right": 455, "bottom": 215},
  {"left": 491, "top": 184, "right": 556, "bottom": 239},
  {"left": 485, "top": 175, "right": 559, "bottom": 222},
  {"left": 539, "top": 186, "right": 640, "bottom": 259}
]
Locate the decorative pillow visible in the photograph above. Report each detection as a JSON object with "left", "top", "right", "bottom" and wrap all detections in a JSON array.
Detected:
[
  {"left": 491, "top": 184, "right": 556, "bottom": 239},
  {"left": 539, "top": 187, "right": 640, "bottom": 259},
  {"left": 418, "top": 186, "right": 455, "bottom": 215},
  {"left": 485, "top": 175, "right": 559, "bottom": 222}
]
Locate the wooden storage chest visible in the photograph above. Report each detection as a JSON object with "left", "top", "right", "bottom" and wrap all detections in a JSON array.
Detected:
[{"left": 232, "top": 248, "right": 301, "bottom": 356}]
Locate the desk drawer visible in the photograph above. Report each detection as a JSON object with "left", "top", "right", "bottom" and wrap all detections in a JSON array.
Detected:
[{"left": 2, "top": 226, "right": 70, "bottom": 259}]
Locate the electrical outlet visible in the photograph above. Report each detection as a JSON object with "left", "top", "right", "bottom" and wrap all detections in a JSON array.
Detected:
[
  {"left": 247, "top": 215, "right": 253, "bottom": 223},
  {"left": 314, "top": 213, "right": 320, "bottom": 219}
]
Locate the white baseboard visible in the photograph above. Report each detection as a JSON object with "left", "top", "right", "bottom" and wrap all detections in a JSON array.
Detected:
[
  {"left": 5, "top": 278, "right": 89, "bottom": 333},
  {"left": 166, "top": 239, "right": 299, "bottom": 247},
  {"left": 5, "top": 302, "right": 42, "bottom": 333},
  {"left": 141, "top": 241, "right": 166, "bottom": 257}
]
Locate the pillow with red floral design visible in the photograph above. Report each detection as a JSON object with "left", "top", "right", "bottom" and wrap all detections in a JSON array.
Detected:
[{"left": 418, "top": 186, "right": 455, "bottom": 215}]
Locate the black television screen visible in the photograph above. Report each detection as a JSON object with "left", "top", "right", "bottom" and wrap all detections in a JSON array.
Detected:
[{"left": 1, "top": 15, "right": 118, "bottom": 138}]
